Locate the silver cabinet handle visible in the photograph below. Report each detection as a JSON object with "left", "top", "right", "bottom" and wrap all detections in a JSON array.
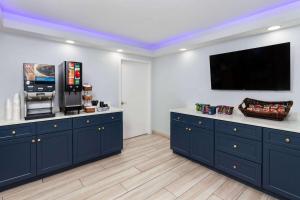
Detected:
[
  {"left": 111, "top": 116, "right": 115, "bottom": 119},
  {"left": 233, "top": 144, "right": 238, "bottom": 149},
  {"left": 189, "top": 128, "right": 192, "bottom": 131},
  {"left": 37, "top": 138, "right": 41, "bottom": 142},
  {"left": 53, "top": 124, "right": 58, "bottom": 128},
  {"left": 102, "top": 127, "right": 105, "bottom": 130},
  {"left": 98, "top": 127, "right": 101, "bottom": 131},
  {"left": 177, "top": 117, "right": 181, "bottom": 120},
  {"left": 12, "top": 130, "right": 16, "bottom": 135},
  {"left": 285, "top": 138, "right": 291, "bottom": 143},
  {"left": 233, "top": 165, "right": 237, "bottom": 169},
  {"left": 32, "top": 139, "right": 36, "bottom": 143},
  {"left": 198, "top": 121, "right": 202, "bottom": 125},
  {"left": 186, "top": 128, "right": 189, "bottom": 131},
  {"left": 86, "top": 120, "right": 90, "bottom": 124},
  {"left": 233, "top": 128, "right": 237, "bottom": 132}
]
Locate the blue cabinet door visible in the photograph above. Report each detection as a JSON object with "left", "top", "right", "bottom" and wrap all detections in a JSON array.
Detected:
[
  {"left": 37, "top": 131, "right": 73, "bottom": 175},
  {"left": 0, "top": 137, "right": 36, "bottom": 187},
  {"left": 101, "top": 121, "right": 123, "bottom": 155},
  {"left": 263, "top": 143, "right": 300, "bottom": 200},
  {"left": 190, "top": 126, "right": 214, "bottom": 166},
  {"left": 171, "top": 120, "right": 190, "bottom": 156},
  {"left": 73, "top": 126, "right": 101, "bottom": 164}
]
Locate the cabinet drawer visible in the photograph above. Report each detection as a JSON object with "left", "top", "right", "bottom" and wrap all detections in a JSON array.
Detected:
[
  {"left": 264, "top": 128, "right": 300, "bottom": 151},
  {"left": 171, "top": 112, "right": 213, "bottom": 130},
  {"left": 216, "top": 133, "right": 262, "bottom": 163},
  {"left": 73, "top": 112, "right": 122, "bottom": 129},
  {"left": 73, "top": 115, "right": 100, "bottom": 128},
  {"left": 0, "top": 124, "right": 35, "bottom": 141},
  {"left": 96, "top": 112, "right": 122, "bottom": 124},
  {"left": 215, "top": 120, "right": 262, "bottom": 141},
  {"left": 37, "top": 119, "right": 72, "bottom": 134},
  {"left": 171, "top": 112, "right": 186, "bottom": 122},
  {"left": 215, "top": 151, "right": 261, "bottom": 187},
  {"left": 187, "top": 115, "right": 214, "bottom": 130}
]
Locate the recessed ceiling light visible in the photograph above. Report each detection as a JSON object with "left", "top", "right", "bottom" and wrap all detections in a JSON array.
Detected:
[
  {"left": 117, "top": 49, "right": 123, "bottom": 52},
  {"left": 65, "top": 40, "right": 75, "bottom": 44},
  {"left": 268, "top": 26, "right": 281, "bottom": 31},
  {"left": 179, "top": 48, "right": 187, "bottom": 51}
]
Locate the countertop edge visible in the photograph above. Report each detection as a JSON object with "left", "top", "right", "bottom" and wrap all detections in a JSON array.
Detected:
[
  {"left": 170, "top": 108, "right": 300, "bottom": 133},
  {"left": 0, "top": 107, "right": 123, "bottom": 127}
]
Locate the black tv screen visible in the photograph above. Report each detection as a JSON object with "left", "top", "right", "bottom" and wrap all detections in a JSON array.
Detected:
[{"left": 210, "top": 42, "right": 290, "bottom": 90}]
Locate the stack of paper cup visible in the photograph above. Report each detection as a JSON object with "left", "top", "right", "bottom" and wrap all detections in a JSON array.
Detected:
[
  {"left": 12, "top": 93, "right": 21, "bottom": 121},
  {"left": 5, "top": 98, "right": 12, "bottom": 121}
]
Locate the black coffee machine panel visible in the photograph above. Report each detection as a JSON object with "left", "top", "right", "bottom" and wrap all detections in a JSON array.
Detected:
[{"left": 59, "top": 61, "right": 83, "bottom": 114}]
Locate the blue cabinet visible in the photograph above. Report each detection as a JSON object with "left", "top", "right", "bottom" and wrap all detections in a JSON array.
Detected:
[
  {"left": 101, "top": 121, "right": 123, "bottom": 155},
  {"left": 263, "top": 128, "right": 300, "bottom": 200},
  {"left": 73, "top": 126, "right": 101, "bottom": 164},
  {"left": 0, "top": 112, "right": 123, "bottom": 190},
  {"left": 171, "top": 112, "right": 214, "bottom": 166},
  {"left": 190, "top": 126, "right": 214, "bottom": 166},
  {"left": 171, "top": 120, "right": 190, "bottom": 156},
  {"left": 37, "top": 131, "right": 73, "bottom": 175},
  {"left": 0, "top": 137, "right": 36, "bottom": 187},
  {"left": 73, "top": 113, "right": 123, "bottom": 164}
]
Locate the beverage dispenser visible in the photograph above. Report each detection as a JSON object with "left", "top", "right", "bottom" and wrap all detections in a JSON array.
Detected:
[{"left": 59, "top": 61, "right": 83, "bottom": 114}]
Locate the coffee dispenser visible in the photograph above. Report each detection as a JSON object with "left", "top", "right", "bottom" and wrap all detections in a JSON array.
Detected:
[
  {"left": 23, "top": 63, "right": 56, "bottom": 120},
  {"left": 59, "top": 61, "right": 83, "bottom": 114}
]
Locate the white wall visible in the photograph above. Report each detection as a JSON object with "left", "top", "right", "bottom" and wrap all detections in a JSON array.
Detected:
[
  {"left": 0, "top": 31, "right": 150, "bottom": 119},
  {"left": 152, "top": 26, "right": 300, "bottom": 136}
]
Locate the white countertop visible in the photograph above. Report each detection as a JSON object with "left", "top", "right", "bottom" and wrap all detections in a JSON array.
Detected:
[
  {"left": 0, "top": 107, "right": 123, "bottom": 127},
  {"left": 171, "top": 107, "right": 300, "bottom": 133}
]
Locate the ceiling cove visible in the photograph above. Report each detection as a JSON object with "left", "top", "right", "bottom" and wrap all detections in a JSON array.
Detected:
[{"left": 0, "top": 0, "right": 300, "bottom": 52}]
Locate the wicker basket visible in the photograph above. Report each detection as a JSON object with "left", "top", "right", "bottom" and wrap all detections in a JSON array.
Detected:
[{"left": 238, "top": 98, "right": 293, "bottom": 121}]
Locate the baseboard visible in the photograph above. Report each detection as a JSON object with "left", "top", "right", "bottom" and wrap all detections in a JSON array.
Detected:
[{"left": 152, "top": 130, "right": 170, "bottom": 139}]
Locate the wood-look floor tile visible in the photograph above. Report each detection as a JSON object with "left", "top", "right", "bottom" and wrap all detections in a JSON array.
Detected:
[
  {"left": 85, "top": 184, "right": 127, "bottom": 200},
  {"left": 3, "top": 180, "right": 81, "bottom": 200},
  {"left": 165, "top": 165, "right": 212, "bottom": 197},
  {"left": 146, "top": 189, "right": 176, "bottom": 200},
  {"left": 177, "top": 173, "right": 227, "bottom": 200},
  {"left": 237, "top": 187, "right": 278, "bottom": 200},
  {"left": 135, "top": 151, "right": 176, "bottom": 171},
  {"left": 42, "top": 160, "right": 104, "bottom": 184},
  {"left": 121, "top": 157, "right": 185, "bottom": 191},
  {"left": 1, "top": 180, "right": 42, "bottom": 199},
  {"left": 116, "top": 161, "right": 192, "bottom": 200},
  {"left": 208, "top": 195, "right": 224, "bottom": 200},
  {"left": 26, "top": 180, "right": 82, "bottom": 200},
  {"left": 58, "top": 167, "right": 140, "bottom": 200},
  {"left": 101, "top": 148, "right": 157, "bottom": 169},
  {"left": 81, "top": 156, "right": 147, "bottom": 186},
  {"left": 214, "top": 179, "right": 247, "bottom": 200}
]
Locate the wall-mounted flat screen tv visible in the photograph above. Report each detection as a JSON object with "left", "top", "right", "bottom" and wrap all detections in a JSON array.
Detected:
[{"left": 210, "top": 42, "right": 290, "bottom": 90}]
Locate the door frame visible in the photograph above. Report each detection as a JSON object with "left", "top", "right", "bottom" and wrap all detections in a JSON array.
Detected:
[{"left": 119, "top": 58, "right": 152, "bottom": 136}]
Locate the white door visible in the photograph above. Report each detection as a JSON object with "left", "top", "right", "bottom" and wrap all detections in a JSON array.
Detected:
[{"left": 121, "top": 60, "right": 151, "bottom": 139}]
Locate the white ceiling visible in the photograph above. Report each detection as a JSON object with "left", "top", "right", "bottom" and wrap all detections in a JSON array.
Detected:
[{"left": 1, "top": 0, "right": 300, "bottom": 56}]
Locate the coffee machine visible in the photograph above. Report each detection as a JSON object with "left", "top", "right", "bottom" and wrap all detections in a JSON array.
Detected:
[
  {"left": 23, "top": 63, "right": 56, "bottom": 120},
  {"left": 59, "top": 61, "right": 83, "bottom": 114}
]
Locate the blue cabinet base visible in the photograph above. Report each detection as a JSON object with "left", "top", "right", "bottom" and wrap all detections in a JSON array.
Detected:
[
  {"left": 0, "top": 112, "right": 123, "bottom": 192},
  {"left": 171, "top": 111, "right": 298, "bottom": 200},
  {"left": 0, "top": 150, "right": 121, "bottom": 192}
]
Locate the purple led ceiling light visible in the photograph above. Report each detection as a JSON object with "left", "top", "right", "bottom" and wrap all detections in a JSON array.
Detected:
[{"left": 1, "top": 0, "right": 299, "bottom": 51}]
